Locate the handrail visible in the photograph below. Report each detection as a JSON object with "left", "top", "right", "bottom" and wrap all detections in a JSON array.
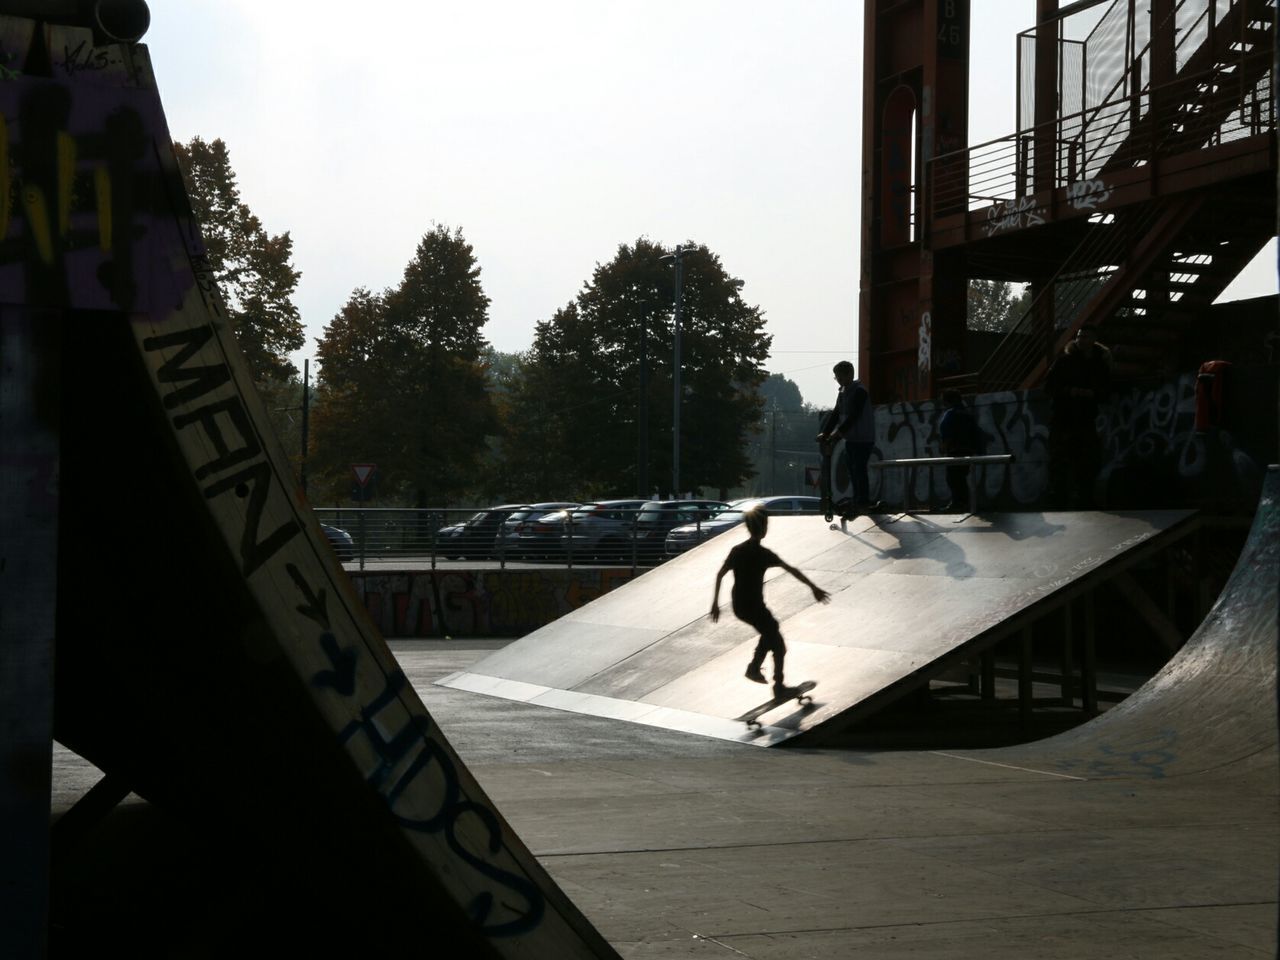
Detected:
[
  {"left": 931, "top": 0, "right": 1273, "bottom": 217},
  {"left": 870, "top": 454, "right": 1016, "bottom": 468},
  {"left": 973, "top": 200, "right": 1168, "bottom": 391}
]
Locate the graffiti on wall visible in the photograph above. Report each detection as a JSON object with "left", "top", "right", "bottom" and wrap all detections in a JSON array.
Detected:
[
  {"left": 1098, "top": 374, "right": 1264, "bottom": 507},
  {"left": 917, "top": 311, "right": 932, "bottom": 375},
  {"left": 1067, "top": 178, "right": 1114, "bottom": 211},
  {"left": 0, "top": 34, "right": 196, "bottom": 318},
  {"left": 827, "top": 372, "right": 1264, "bottom": 511},
  {"left": 353, "top": 568, "right": 637, "bottom": 638},
  {"left": 7, "top": 28, "right": 563, "bottom": 942},
  {"left": 983, "top": 196, "right": 1046, "bottom": 236}
]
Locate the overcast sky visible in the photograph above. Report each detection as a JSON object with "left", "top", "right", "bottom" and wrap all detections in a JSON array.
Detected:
[{"left": 142, "top": 1, "right": 1276, "bottom": 407}]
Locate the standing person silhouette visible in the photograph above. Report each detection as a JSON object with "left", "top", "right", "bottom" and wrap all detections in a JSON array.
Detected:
[
  {"left": 937, "top": 389, "right": 983, "bottom": 511},
  {"left": 710, "top": 506, "right": 830, "bottom": 694},
  {"left": 818, "top": 360, "right": 875, "bottom": 515},
  {"left": 1046, "top": 325, "right": 1112, "bottom": 507}
]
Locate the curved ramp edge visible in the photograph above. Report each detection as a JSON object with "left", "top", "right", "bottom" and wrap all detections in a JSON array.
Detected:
[
  {"left": 11, "top": 18, "right": 617, "bottom": 959},
  {"left": 954, "top": 464, "right": 1279, "bottom": 780}
]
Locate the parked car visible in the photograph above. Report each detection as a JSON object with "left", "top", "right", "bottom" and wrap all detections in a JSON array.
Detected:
[
  {"left": 631, "top": 499, "right": 728, "bottom": 564},
  {"left": 557, "top": 499, "right": 649, "bottom": 563},
  {"left": 321, "top": 523, "right": 355, "bottom": 562},
  {"left": 436, "top": 504, "right": 528, "bottom": 559},
  {"left": 513, "top": 501, "right": 639, "bottom": 560},
  {"left": 512, "top": 506, "right": 578, "bottom": 560},
  {"left": 496, "top": 502, "right": 579, "bottom": 556},
  {"left": 664, "top": 495, "right": 822, "bottom": 556}
]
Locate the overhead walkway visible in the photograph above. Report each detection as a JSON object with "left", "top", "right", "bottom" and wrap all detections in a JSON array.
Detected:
[{"left": 439, "top": 508, "right": 1199, "bottom": 746}]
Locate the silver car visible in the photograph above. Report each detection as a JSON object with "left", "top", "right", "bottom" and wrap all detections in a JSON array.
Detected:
[
  {"left": 632, "top": 499, "right": 729, "bottom": 564},
  {"left": 664, "top": 495, "right": 822, "bottom": 556},
  {"left": 496, "top": 502, "right": 579, "bottom": 556},
  {"left": 558, "top": 499, "right": 648, "bottom": 563}
]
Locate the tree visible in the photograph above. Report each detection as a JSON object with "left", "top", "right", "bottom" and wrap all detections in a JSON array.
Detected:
[
  {"left": 743, "top": 373, "right": 823, "bottom": 496},
  {"left": 173, "top": 136, "right": 304, "bottom": 383},
  {"left": 510, "top": 238, "right": 771, "bottom": 498},
  {"left": 967, "top": 279, "right": 1030, "bottom": 333},
  {"left": 308, "top": 226, "right": 499, "bottom": 505}
]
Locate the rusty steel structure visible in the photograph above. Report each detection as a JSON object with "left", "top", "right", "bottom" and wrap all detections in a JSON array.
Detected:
[{"left": 860, "top": 0, "right": 1276, "bottom": 402}]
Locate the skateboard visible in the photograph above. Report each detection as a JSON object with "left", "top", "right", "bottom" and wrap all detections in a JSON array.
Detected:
[
  {"left": 818, "top": 440, "right": 854, "bottom": 523},
  {"left": 736, "top": 680, "right": 818, "bottom": 728}
]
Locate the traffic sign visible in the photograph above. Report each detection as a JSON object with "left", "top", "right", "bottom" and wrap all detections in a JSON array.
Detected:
[{"left": 352, "top": 463, "right": 376, "bottom": 488}]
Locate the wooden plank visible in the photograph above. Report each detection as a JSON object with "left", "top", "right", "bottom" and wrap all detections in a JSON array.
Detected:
[{"left": 1111, "top": 569, "right": 1185, "bottom": 654}]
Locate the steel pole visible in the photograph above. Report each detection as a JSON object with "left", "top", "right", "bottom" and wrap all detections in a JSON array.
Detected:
[
  {"left": 300, "top": 358, "right": 310, "bottom": 495},
  {"left": 671, "top": 249, "right": 685, "bottom": 497}
]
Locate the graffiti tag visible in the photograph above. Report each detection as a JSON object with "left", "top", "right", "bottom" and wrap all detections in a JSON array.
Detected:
[
  {"left": 1067, "top": 178, "right": 1113, "bottom": 211},
  {"left": 983, "top": 196, "right": 1046, "bottom": 236}
]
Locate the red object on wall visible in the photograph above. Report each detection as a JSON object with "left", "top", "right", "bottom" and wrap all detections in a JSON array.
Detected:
[{"left": 1195, "top": 360, "right": 1231, "bottom": 432}]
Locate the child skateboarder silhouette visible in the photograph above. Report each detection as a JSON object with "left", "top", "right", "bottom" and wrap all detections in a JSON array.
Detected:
[{"left": 710, "top": 505, "right": 830, "bottom": 694}]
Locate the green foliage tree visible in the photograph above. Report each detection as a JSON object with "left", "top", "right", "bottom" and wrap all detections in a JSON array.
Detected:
[
  {"left": 742, "top": 373, "right": 823, "bottom": 496},
  {"left": 967, "top": 279, "right": 1029, "bottom": 333},
  {"left": 309, "top": 226, "right": 499, "bottom": 505},
  {"left": 509, "top": 238, "right": 771, "bottom": 499},
  {"left": 173, "top": 136, "right": 304, "bottom": 384}
]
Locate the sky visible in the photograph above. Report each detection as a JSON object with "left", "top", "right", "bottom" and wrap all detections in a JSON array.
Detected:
[{"left": 142, "top": 1, "right": 1276, "bottom": 408}]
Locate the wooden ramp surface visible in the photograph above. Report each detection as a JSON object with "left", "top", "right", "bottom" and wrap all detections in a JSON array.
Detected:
[
  {"left": 439, "top": 508, "right": 1197, "bottom": 745},
  {"left": 957, "top": 465, "right": 1278, "bottom": 780}
]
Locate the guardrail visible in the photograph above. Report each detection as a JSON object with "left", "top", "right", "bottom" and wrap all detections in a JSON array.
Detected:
[{"left": 312, "top": 505, "right": 725, "bottom": 572}]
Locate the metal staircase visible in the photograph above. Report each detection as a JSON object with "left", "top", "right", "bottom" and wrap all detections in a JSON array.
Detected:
[{"left": 932, "top": 0, "right": 1275, "bottom": 393}]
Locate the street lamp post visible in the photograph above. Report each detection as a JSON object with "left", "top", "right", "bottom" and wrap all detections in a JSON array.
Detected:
[{"left": 660, "top": 245, "right": 693, "bottom": 498}]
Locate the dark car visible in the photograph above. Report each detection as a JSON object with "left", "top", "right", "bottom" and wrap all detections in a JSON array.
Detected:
[
  {"left": 497, "top": 502, "right": 579, "bottom": 557},
  {"left": 631, "top": 499, "right": 728, "bottom": 564},
  {"left": 664, "top": 495, "right": 822, "bottom": 556},
  {"left": 321, "top": 523, "right": 355, "bottom": 562},
  {"left": 436, "top": 504, "right": 528, "bottom": 559}
]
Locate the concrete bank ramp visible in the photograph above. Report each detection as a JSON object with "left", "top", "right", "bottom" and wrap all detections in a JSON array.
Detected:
[
  {"left": 439, "top": 508, "right": 1197, "bottom": 745},
  {"left": 18, "top": 15, "right": 617, "bottom": 958},
  {"left": 955, "top": 464, "right": 1278, "bottom": 780}
]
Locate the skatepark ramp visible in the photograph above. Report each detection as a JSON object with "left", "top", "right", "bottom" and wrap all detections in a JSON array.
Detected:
[
  {"left": 2, "top": 10, "right": 618, "bottom": 957},
  {"left": 439, "top": 508, "right": 1200, "bottom": 746},
  {"left": 955, "top": 464, "right": 1278, "bottom": 780}
]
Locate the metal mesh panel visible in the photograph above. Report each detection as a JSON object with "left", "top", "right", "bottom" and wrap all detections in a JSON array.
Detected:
[
  {"left": 935, "top": 0, "right": 1272, "bottom": 224},
  {"left": 1085, "top": 0, "right": 1133, "bottom": 109},
  {"left": 1019, "top": 32, "right": 1037, "bottom": 131}
]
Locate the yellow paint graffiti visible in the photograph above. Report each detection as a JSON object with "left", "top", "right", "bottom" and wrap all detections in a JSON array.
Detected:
[
  {"left": 57, "top": 131, "right": 75, "bottom": 237},
  {"left": 95, "top": 167, "right": 111, "bottom": 251},
  {"left": 22, "top": 185, "right": 52, "bottom": 264}
]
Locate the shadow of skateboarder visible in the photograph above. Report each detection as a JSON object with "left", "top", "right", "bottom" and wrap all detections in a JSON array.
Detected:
[{"left": 709, "top": 505, "right": 830, "bottom": 696}]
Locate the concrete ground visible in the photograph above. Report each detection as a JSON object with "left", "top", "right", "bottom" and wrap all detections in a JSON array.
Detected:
[
  {"left": 401, "top": 639, "right": 1278, "bottom": 959},
  {"left": 50, "top": 637, "right": 1276, "bottom": 958}
]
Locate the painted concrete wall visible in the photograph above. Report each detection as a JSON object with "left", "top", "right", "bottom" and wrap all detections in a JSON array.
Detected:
[
  {"left": 349, "top": 567, "right": 640, "bottom": 638},
  {"left": 852, "top": 372, "right": 1271, "bottom": 512}
]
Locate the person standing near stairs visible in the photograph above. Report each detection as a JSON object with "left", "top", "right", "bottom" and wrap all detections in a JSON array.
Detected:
[{"left": 1046, "top": 325, "right": 1112, "bottom": 508}]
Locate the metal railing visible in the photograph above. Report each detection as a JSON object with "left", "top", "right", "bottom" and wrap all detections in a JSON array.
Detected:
[
  {"left": 930, "top": 0, "right": 1273, "bottom": 219},
  {"left": 970, "top": 198, "right": 1172, "bottom": 392},
  {"left": 312, "top": 505, "right": 738, "bottom": 572},
  {"left": 871, "top": 454, "right": 1016, "bottom": 516}
]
